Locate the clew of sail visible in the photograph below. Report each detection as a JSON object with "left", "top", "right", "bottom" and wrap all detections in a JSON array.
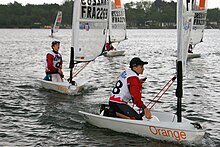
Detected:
[
  {"left": 53, "top": 11, "right": 62, "bottom": 33},
  {"left": 109, "top": 0, "right": 127, "bottom": 43},
  {"left": 71, "top": 0, "right": 109, "bottom": 62},
  {"left": 177, "top": 0, "right": 194, "bottom": 72},
  {"left": 190, "top": 0, "right": 207, "bottom": 46}
]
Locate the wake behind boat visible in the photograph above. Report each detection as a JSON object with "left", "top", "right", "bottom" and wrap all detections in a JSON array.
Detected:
[{"left": 79, "top": 0, "right": 206, "bottom": 144}]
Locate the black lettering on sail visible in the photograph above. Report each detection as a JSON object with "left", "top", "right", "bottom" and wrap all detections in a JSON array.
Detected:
[
  {"left": 112, "top": 17, "right": 125, "bottom": 23},
  {"left": 88, "top": 0, "right": 92, "bottom": 5},
  {"left": 81, "top": 6, "right": 87, "bottom": 18},
  {"left": 193, "top": 12, "right": 206, "bottom": 25},
  {"left": 81, "top": 0, "right": 86, "bottom": 5},
  {"left": 112, "top": 10, "right": 124, "bottom": 17},
  {"left": 97, "top": 0, "right": 100, "bottom": 5},
  {"left": 81, "top": 0, "right": 106, "bottom": 6},
  {"left": 92, "top": 7, "right": 96, "bottom": 18},
  {"left": 81, "top": 5, "right": 108, "bottom": 19},
  {"left": 92, "top": 0, "right": 96, "bottom": 5},
  {"left": 97, "top": 8, "right": 100, "bottom": 19},
  {"left": 87, "top": 7, "right": 92, "bottom": 18}
]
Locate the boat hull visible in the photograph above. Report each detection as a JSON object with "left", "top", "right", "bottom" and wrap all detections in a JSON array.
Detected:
[
  {"left": 187, "top": 53, "right": 201, "bottom": 59},
  {"left": 38, "top": 79, "right": 85, "bottom": 95},
  {"left": 104, "top": 50, "right": 125, "bottom": 57},
  {"left": 79, "top": 110, "right": 205, "bottom": 143}
]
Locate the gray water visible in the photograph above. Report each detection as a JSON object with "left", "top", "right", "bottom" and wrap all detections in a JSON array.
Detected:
[{"left": 0, "top": 29, "right": 219, "bottom": 146}]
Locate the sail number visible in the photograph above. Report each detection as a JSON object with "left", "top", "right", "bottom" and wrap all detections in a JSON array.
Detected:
[
  {"left": 81, "top": 0, "right": 107, "bottom": 6},
  {"left": 193, "top": 12, "right": 206, "bottom": 25},
  {"left": 81, "top": 0, "right": 108, "bottom": 19}
]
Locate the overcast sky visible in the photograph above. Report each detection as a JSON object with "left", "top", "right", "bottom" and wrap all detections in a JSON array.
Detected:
[{"left": 0, "top": 0, "right": 219, "bottom": 9}]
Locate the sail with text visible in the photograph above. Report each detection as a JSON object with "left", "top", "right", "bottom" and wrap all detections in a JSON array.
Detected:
[
  {"left": 109, "top": 0, "right": 127, "bottom": 43},
  {"left": 189, "top": 0, "right": 208, "bottom": 47},
  {"left": 53, "top": 11, "right": 62, "bottom": 33},
  {"left": 70, "top": 0, "right": 109, "bottom": 63}
]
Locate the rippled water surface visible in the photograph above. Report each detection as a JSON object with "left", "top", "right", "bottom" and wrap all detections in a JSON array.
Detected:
[{"left": 0, "top": 29, "right": 220, "bottom": 146}]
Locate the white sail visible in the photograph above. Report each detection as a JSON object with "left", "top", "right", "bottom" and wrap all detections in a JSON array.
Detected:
[
  {"left": 71, "top": 0, "right": 109, "bottom": 62},
  {"left": 177, "top": 0, "right": 194, "bottom": 71},
  {"left": 109, "top": 0, "right": 127, "bottom": 43},
  {"left": 53, "top": 11, "right": 62, "bottom": 33},
  {"left": 190, "top": 0, "right": 207, "bottom": 45}
]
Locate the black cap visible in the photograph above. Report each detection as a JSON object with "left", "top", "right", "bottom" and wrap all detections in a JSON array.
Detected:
[
  {"left": 129, "top": 57, "right": 148, "bottom": 68},
  {"left": 51, "top": 41, "right": 60, "bottom": 47}
]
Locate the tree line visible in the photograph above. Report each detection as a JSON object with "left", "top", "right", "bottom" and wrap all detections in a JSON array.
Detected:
[{"left": 0, "top": 0, "right": 219, "bottom": 29}]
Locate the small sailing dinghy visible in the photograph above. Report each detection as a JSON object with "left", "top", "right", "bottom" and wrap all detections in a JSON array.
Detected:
[
  {"left": 104, "top": 0, "right": 127, "bottom": 57},
  {"left": 187, "top": 0, "right": 207, "bottom": 59},
  {"left": 79, "top": 0, "right": 205, "bottom": 143},
  {"left": 39, "top": 0, "right": 109, "bottom": 95},
  {"left": 50, "top": 11, "right": 62, "bottom": 37}
]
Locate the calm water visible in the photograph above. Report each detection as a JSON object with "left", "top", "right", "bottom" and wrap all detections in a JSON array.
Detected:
[{"left": 0, "top": 29, "right": 219, "bottom": 146}]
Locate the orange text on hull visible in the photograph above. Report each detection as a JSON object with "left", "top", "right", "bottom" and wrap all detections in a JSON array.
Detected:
[{"left": 149, "top": 126, "right": 186, "bottom": 141}]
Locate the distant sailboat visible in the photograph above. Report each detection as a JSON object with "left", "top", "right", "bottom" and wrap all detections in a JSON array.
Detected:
[
  {"left": 187, "top": 0, "right": 207, "bottom": 59},
  {"left": 39, "top": 1, "right": 109, "bottom": 95},
  {"left": 104, "top": 0, "right": 127, "bottom": 57},
  {"left": 50, "top": 11, "right": 62, "bottom": 37}
]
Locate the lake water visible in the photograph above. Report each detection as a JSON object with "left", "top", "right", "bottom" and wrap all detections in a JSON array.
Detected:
[{"left": 0, "top": 29, "right": 219, "bottom": 146}]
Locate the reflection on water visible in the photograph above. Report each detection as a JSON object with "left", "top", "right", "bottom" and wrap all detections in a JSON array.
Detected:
[{"left": 0, "top": 29, "right": 219, "bottom": 146}]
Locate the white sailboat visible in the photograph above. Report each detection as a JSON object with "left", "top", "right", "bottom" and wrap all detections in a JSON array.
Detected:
[
  {"left": 50, "top": 11, "right": 62, "bottom": 37},
  {"left": 79, "top": 0, "right": 205, "bottom": 144},
  {"left": 104, "top": 0, "right": 127, "bottom": 57},
  {"left": 39, "top": 0, "right": 109, "bottom": 95},
  {"left": 187, "top": 0, "right": 207, "bottom": 59}
]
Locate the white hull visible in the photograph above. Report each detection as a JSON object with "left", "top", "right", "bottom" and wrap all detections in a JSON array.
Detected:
[
  {"left": 187, "top": 53, "right": 201, "bottom": 59},
  {"left": 104, "top": 50, "right": 125, "bottom": 57},
  {"left": 79, "top": 110, "right": 205, "bottom": 143},
  {"left": 38, "top": 79, "right": 85, "bottom": 95}
]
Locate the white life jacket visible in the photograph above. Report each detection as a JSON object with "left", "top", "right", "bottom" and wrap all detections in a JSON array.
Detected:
[
  {"left": 110, "top": 69, "right": 138, "bottom": 103},
  {"left": 45, "top": 50, "right": 62, "bottom": 71}
]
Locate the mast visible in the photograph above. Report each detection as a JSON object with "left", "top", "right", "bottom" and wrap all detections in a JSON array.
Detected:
[
  {"left": 69, "top": 0, "right": 80, "bottom": 84},
  {"left": 69, "top": 47, "right": 74, "bottom": 84},
  {"left": 176, "top": 0, "right": 183, "bottom": 122},
  {"left": 176, "top": 0, "right": 194, "bottom": 122},
  {"left": 108, "top": 0, "right": 112, "bottom": 44}
]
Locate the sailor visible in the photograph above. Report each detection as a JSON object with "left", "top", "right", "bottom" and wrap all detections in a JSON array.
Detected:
[
  {"left": 51, "top": 26, "right": 54, "bottom": 37},
  {"left": 109, "top": 57, "right": 152, "bottom": 120},
  {"left": 188, "top": 44, "right": 193, "bottom": 53},
  {"left": 44, "top": 41, "right": 63, "bottom": 82},
  {"left": 106, "top": 42, "right": 115, "bottom": 51}
]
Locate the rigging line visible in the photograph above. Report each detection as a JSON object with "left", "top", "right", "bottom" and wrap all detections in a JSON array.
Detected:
[
  {"left": 72, "top": 62, "right": 90, "bottom": 78},
  {"left": 146, "top": 76, "right": 176, "bottom": 110}
]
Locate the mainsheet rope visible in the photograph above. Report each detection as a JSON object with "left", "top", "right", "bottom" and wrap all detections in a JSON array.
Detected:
[
  {"left": 72, "top": 62, "right": 90, "bottom": 78},
  {"left": 146, "top": 76, "right": 177, "bottom": 110}
]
